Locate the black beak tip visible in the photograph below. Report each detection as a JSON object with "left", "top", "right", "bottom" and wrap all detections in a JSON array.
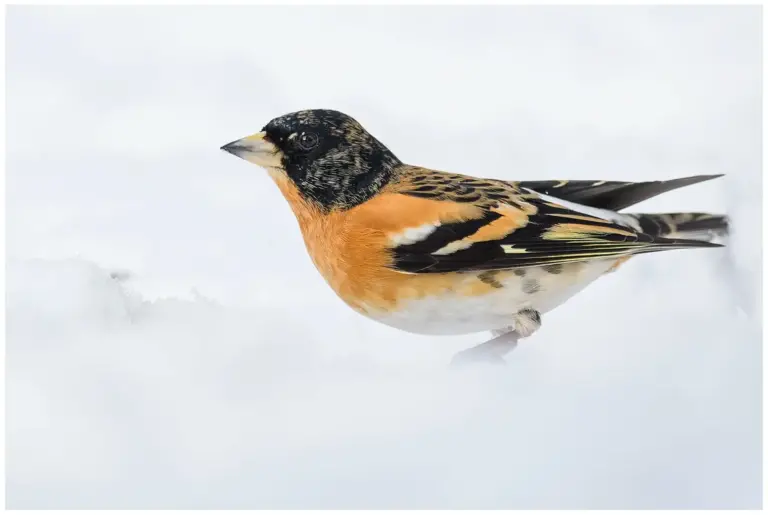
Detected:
[{"left": 220, "top": 141, "right": 239, "bottom": 154}]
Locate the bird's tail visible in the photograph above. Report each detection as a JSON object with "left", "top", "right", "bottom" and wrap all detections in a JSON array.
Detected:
[{"left": 628, "top": 212, "right": 729, "bottom": 243}]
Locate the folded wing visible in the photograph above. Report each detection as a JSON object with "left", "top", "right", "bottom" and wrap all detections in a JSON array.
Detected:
[{"left": 389, "top": 172, "right": 722, "bottom": 274}]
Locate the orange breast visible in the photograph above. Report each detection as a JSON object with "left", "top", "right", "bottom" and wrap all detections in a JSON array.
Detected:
[{"left": 269, "top": 173, "right": 503, "bottom": 314}]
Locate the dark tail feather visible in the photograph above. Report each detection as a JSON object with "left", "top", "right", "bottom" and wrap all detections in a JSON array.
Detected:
[
  {"left": 629, "top": 212, "right": 729, "bottom": 242},
  {"left": 517, "top": 174, "right": 724, "bottom": 211},
  {"left": 603, "top": 174, "right": 724, "bottom": 212}
]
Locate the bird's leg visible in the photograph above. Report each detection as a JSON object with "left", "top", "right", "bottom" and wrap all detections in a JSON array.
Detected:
[
  {"left": 450, "top": 329, "right": 520, "bottom": 366},
  {"left": 450, "top": 308, "right": 541, "bottom": 366}
]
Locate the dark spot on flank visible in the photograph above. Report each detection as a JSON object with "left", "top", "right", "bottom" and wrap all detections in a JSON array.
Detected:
[
  {"left": 543, "top": 264, "right": 564, "bottom": 274},
  {"left": 478, "top": 271, "right": 504, "bottom": 289},
  {"left": 522, "top": 279, "right": 541, "bottom": 294},
  {"left": 513, "top": 268, "right": 526, "bottom": 277}
]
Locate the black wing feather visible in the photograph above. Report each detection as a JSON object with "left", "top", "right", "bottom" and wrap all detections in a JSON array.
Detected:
[{"left": 391, "top": 196, "right": 721, "bottom": 274}]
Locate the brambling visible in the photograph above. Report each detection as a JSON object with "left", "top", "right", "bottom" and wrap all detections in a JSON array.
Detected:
[{"left": 221, "top": 109, "right": 728, "bottom": 364}]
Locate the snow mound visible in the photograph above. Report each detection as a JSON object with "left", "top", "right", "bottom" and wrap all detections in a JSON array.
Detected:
[{"left": 6, "top": 258, "right": 760, "bottom": 509}]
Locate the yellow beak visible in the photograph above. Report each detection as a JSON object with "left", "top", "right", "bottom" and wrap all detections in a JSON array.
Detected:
[{"left": 220, "top": 131, "right": 283, "bottom": 168}]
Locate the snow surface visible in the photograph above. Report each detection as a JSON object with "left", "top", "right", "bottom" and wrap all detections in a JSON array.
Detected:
[{"left": 6, "top": 5, "right": 762, "bottom": 509}]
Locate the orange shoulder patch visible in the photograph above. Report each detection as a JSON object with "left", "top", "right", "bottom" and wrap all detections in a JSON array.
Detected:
[{"left": 350, "top": 190, "right": 485, "bottom": 232}]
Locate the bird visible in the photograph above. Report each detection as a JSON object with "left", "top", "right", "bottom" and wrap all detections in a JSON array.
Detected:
[{"left": 220, "top": 109, "right": 728, "bottom": 364}]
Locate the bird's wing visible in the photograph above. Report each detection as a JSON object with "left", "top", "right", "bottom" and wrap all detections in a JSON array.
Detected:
[
  {"left": 384, "top": 167, "right": 721, "bottom": 274},
  {"left": 513, "top": 174, "right": 722, "bottom": 211}
]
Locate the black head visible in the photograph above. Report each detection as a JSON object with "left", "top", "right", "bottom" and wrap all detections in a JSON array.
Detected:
[{"left": 222, "top": 109, "right": 401, "bottom": 211}]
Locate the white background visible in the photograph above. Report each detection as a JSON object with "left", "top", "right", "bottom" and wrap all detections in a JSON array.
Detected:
[{"left": 6, "top": 5, "right": 762, "bottom": 509}]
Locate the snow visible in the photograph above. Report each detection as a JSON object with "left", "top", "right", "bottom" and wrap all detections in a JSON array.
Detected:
[{"left": 6, "top": 5, "right": 761, "bottom": 509}]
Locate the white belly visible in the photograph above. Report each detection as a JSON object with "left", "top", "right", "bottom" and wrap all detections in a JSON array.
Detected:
[{"left": 365, "top": 259, "right": 618, "bottom": 335}]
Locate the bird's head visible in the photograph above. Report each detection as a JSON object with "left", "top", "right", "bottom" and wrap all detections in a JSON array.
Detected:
[{"left": 221, "top": 109, "right": 401, "bottom": 211}]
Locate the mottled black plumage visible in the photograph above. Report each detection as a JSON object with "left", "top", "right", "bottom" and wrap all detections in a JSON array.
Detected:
[
  {"left": 262, "top": 109, "right": 401, "bottom": 210},
  {"left": 401, "top": 171, "right": 521, "bottom": 209}
]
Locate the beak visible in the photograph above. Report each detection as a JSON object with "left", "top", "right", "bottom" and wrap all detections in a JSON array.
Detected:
[{"left": 220, "top": 131, "right": 283, "bottom": 168}]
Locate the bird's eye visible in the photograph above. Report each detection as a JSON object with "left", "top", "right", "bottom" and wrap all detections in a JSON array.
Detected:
[{"left": 297, "top": 132, "right": 319, "bottom": 151}]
